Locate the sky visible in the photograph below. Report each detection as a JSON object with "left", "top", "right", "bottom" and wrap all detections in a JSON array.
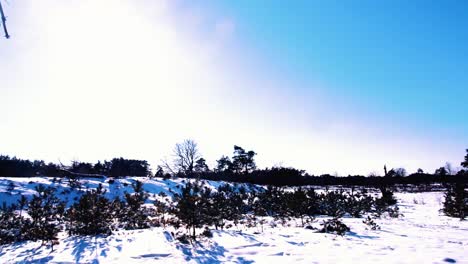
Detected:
[{"left": 1, "top": 0, "right": 467, "bottom": 175}]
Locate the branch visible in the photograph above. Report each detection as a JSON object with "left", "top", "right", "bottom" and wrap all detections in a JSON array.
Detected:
[
  {"left": 59, "top": 168, "right": 106, "bottom": 179},
  {"left": 57, "top": 160, "right": 105, "bottom": 178},
  {"left": 0, "top": 0, "right": 10, "bottom": 39},
  {"left": 161, "top": 157, "right": 176, "bottom": 175}
]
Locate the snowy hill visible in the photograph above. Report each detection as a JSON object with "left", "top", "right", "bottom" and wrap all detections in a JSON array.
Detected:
[{"left": 0, "top": 177, "right": 467, "bottom": 263}]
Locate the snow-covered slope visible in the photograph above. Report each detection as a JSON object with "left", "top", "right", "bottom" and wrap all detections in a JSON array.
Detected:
[
  {"left": 0, "top": 177, "right": 467, "bottom": 263},
  {"left": 0, "top": 176, "right": 261, "bottom": 207}
]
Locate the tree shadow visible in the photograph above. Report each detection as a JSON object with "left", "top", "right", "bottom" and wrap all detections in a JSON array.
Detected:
[
  {"left": 70, "top": 235, "right": 111, "bottom": 263},
  {"left": 176, "top": 241, "right": 229, "bottom": 264},
  {"left": 17, "top": 244, "right": 44, "bottom": 259},
  {"left": 217, "top": 230, "right": 259, "bottom": 243},
  {"left": 2, "top": 242, "right": 55, "bottom": 263},
  {"left": 346, "top": 231, "right": 379, "bottom": 239},
  {"left": 173, "top": 231, "right": 255, "bottom": 264}
]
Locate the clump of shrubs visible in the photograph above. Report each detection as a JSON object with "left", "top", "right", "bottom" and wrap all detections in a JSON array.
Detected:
[
  {"left": 201, "top": 227, "right": 213, "bottom": 238},
  {"left": 386, "top": 206, "right": 402, "bottom": 218},
  {"left": 319, "top": 218, "right": 350, "bottom": 236},
  {"left": 363, "top": 216, "right": 380, "bottom": 230},
  {"left": 175, "top": 232, "right": 191, "bottom": 244}
]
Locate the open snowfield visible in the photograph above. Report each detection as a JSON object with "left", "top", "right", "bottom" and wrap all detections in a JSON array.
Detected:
[{"left": 0, "top": 177, "right": 467, "bottom": 263}]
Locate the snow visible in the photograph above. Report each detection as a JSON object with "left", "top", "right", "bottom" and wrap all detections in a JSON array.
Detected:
[{"left": 1, "top": 177, "right": 467, "bottom": 263}]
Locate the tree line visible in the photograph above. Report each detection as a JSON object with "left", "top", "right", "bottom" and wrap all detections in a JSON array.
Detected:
[
  {"left": 0, "top": 156, "right": 151, "bottom": 178},
  {"left": 1, "top": 142, "right": 468, "bottom": 188}
]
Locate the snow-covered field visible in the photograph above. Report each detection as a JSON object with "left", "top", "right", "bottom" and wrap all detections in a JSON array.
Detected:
[{"left": 0, "top": 177, "right": 467, "bottom": 264}]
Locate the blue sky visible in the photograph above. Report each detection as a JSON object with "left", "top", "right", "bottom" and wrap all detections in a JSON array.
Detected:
[
  {"left": 215, "top": 0, "right": 468, "bottom": 131},
  {"left": 0, "top": 1, "right": 467, "bottom": 175}
]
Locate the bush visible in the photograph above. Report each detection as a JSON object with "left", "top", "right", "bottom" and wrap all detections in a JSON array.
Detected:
[
  {"left": 363, "top": 216, "right": 380, "bottom": 230},
  {"left": 386, "top": 206, "right": 402, "bottom": 218},
  {"left": 319, "top": 218, "right": 350, "bottom": 236},
  {"left": 201, "top": 228, "right": 213, "bottom": 238},
  {"left": 175, "top": 232, "right": 191, "bottom": 244}
]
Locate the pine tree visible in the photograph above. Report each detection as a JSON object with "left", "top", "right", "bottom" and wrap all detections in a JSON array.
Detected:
[
  {"left": 375, "top": 186, "right": 397, "bottom": 214},
  {"left": 259, "top": 186, "right": 289, "bottom": 220},
  {"left": 205, "top": 188, "right": 224, "bottom": 230},
  {"left": 461, "top": 149, "right": 468, "bottom": 169},
  {"left": 215, "top": 156, "right": 233, "bottom": 173},
  {"left": 122, "top": 180, "right": 150, "bottom": 229},
  {"left": 194, "top": 158, "right": 210, "bottom": 173},
  {"left": 319, "top": 190, "right": 346, "bottom": 217},
  {"left": 0, "top": 203, "right": 25, "bottom": 245},
  {"left": 66, "top": 184, "right": 112, "bottom": 235},
  {"left": 18, "top": 195, "right": 28, "bottom": 219},
  {"left": 153, "top": 195, "right": 172, "bottom": 228},
  {"left": 231, "top": 146, "right": 256, "bottom": 174},
  {"left": 24, "top": 185, "right": 65, "bottom": 246},
  {"left": 110, "top": 197, "right": 126, "bottom": 228},
  {"left": 442, "top": 183, "right": 467, "bottom": 220},
  {"left": 224, "top": 186, "right": 246, "bottom": 228},
  {"left": 345, "top": 189, "right": 374, "bottom": 218},
  {"left": 173, "top": 181, "right": 205, "bottom": 238},
  {"left": 285, "top": 187, "right": 310, "bottom": 227}
]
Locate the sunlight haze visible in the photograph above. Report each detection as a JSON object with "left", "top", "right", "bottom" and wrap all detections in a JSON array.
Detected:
[{"left": 1, "top": 0, "right": 467, "bottom": 175}]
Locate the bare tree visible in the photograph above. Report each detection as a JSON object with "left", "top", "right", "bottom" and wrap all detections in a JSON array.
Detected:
[
  {"left": 162, "top": 139, "right": 201, "bottom": 175},
  {"left": 175, "top": 139, "right": 201, "bottom": 174}
]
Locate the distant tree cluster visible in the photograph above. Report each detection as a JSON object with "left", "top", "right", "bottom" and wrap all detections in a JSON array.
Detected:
[
  {"left": 181, "top": 166, "right": 468, "bottom": 188},
  {"left": 0, "top": 156, "right": 60, "bottom": 178},
  {"left": 0, "top": 156, "right": 151, "bottom": 178},
  {"left": 1, "top": 145, "right": 468, "bottom": 188},
  {"left": 157, "top": 143, "right": 468, "bottom": 187},
  {"left": 67, "top": 158, "right": 151, "bottom": 177}
]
